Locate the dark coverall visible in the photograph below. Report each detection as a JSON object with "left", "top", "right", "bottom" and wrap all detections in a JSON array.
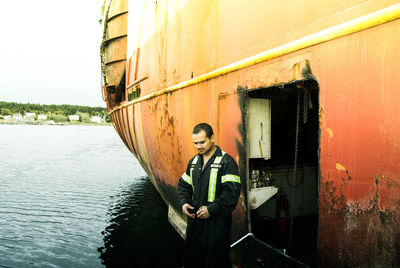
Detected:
[{"left": 178, "top": 146, "right": 241, "bottom": 268}]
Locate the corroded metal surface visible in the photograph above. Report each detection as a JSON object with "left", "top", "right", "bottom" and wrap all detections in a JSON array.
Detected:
[
  {"left": 100, "top": 0, "right": 128, "bottom": 109},
  {"left": 317, "top": 18, "right": 400, "bottom": 267},
  {"left": 104, "top": 0, "right": 400, "bottom": 266}
]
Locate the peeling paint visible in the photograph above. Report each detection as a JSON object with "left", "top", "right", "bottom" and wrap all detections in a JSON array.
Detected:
[
  {"left": 320, "top": 173, "right": 400, "bottom": 267},
  {"left": 292, "top": 62, "right": 301, "bottom": 80},
  {"left": 302, "top": 60, "right": 316, "bottom": 80},
  {"left": 326, "top": 128, "right": 333, "bottom": 138},
  {"left": 335, "top": 162, "right": 347, "bottom": 171},
  {"left": 335, "top": 163, "right": 352, "bottom": 184}
]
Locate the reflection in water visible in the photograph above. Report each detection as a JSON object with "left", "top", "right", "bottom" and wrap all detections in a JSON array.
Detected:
[{"left": 98, "top": 176, "right": 184, "bottom": 267}]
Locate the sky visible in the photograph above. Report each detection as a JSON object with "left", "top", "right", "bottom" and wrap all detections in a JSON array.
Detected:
[{"left": 0, "top": 0, "right": 106, "bottom": 107}]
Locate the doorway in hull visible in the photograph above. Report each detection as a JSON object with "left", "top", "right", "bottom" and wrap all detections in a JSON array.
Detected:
[{"left": 246, "top": 79, "right": 319, "bottom": 267}]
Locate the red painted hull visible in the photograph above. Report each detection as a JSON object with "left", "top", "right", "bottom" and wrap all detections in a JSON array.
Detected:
[{"left": 101, "top": 0, "right": 400, "bottom": 266}]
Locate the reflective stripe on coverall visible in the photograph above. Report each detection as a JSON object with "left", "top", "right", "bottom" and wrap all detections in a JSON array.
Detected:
[{"left": 178, "top": 146, "right": 241, "bottom": 268}]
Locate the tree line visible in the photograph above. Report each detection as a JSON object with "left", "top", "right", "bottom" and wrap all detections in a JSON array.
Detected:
[{"left": 0, "top": 101, "right": 110, "bottom": 123}]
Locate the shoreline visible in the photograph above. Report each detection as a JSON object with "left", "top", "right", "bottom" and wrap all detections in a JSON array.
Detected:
[{"left": 0, "top": 120, "right": 112, "bottom": 126}]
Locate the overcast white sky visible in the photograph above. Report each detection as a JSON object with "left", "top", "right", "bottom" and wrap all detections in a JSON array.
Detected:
[{"left": 0, "top": 0, "right": 106, "bottom": 107}]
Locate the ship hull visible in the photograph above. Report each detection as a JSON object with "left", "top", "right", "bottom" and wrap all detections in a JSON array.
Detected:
[{"left": 102, "top": 1, "right": 400, "bottom": 267}]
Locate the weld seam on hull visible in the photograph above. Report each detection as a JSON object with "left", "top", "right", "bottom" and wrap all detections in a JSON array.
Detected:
[
  {"left": 107, "top": 11, "right": 128, "bottom": 22},
  {"left": 127, "top": 76, "right": 149, "bottom": 90},
  {"left": 103, "top": 34, "right": 128, "bottom": 45}
]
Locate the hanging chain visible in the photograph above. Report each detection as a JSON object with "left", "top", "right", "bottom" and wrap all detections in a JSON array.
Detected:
[
  {"left": 303, "top": 87, "right": 308, "bottom": 123},
  {"left": 288, "top": 87, "right": 301, "bottom": 253},
  {"left": 294, "top": 89, "right": 300, "bottom": 180}
]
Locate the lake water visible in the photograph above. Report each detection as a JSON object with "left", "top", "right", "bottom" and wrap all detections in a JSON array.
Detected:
[{"left": 0, "top": 124, "right": 184, "bottom": 267}]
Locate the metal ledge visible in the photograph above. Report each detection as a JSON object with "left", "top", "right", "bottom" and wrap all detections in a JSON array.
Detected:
[{"left": 168, "top": 205, "right": 187, "bottom": 239}]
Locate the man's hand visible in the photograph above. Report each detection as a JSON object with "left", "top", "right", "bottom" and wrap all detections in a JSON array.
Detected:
[
  {"left": 196, "top": 206, "right": 210, "bottom": 219},
  {"left": 182, "top": 203, "right": 196, "bottom": 219}
]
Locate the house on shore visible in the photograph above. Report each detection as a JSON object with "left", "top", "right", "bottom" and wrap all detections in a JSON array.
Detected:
[
  {"left": 68, "top": 115, "right": 79, "bottom": 121},
  {"left": 90, "top": 116, "right": 102, "bottom": 123},
  {"left": 2, "top": 115, "right": 11, "bottom": 121},
  {"left": 38, "top": 114, "right": 47, "bottom": 120},
  {"left": 25, "top": 112, "right": 36, "bottom": 121},
  {"left": 12, "top": 114, "right": 23, "bottom": 121}
]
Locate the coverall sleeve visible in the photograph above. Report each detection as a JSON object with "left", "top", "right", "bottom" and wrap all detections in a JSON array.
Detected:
[
  {"left": 207, "top": 155, "right": 241, "bottom": 217},
  {"left": 177, "top": 160, "right": 193, "bottom": 209}
]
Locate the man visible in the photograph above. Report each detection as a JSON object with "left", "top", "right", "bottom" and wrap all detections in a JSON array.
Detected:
[{"left": 178, "top": 123, "right": 241, "bottom": 268}]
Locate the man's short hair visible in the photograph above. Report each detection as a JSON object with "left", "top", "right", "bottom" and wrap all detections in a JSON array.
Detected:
[{"left": 192, "top": 123, "right": 214, "bottom": 138}]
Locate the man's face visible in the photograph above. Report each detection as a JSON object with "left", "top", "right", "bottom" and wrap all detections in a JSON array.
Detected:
[{"left": 192, "top": 130, "right": 214, "bottom": 155}]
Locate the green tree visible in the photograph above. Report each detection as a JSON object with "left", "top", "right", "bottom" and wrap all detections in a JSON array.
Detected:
[
  {"left": 104, "top": 113, "right": 111, "bottom": 123},
  {"left": 0, "top": 108, "right": 12, "bottom": 116},
  {"left": 49, "top": 113, "right": 68, "bottom": 122},
  {"left": 0, "top": 101, "right": 108, "bottom": 123},
  {"left": 77, "top": 112, "right": 91, "bottom": 123}
]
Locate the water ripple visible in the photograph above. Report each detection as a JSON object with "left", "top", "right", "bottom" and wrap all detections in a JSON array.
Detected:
[{"left": 0, "top": 125, "right": 147, "bottom": 267}]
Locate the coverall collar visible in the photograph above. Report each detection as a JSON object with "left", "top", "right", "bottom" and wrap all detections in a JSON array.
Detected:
[{"left": 198, "top": 145, "right": 222, "bottom": 172}]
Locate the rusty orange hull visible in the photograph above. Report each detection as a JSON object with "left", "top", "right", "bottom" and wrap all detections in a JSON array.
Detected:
[{"left": 101, "top": 0, "right": 400, "bottom": 266}]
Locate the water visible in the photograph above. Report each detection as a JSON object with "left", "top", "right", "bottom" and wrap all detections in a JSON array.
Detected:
[{"left": 0, "top": 124, "right": 184, "bottom": 267}]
